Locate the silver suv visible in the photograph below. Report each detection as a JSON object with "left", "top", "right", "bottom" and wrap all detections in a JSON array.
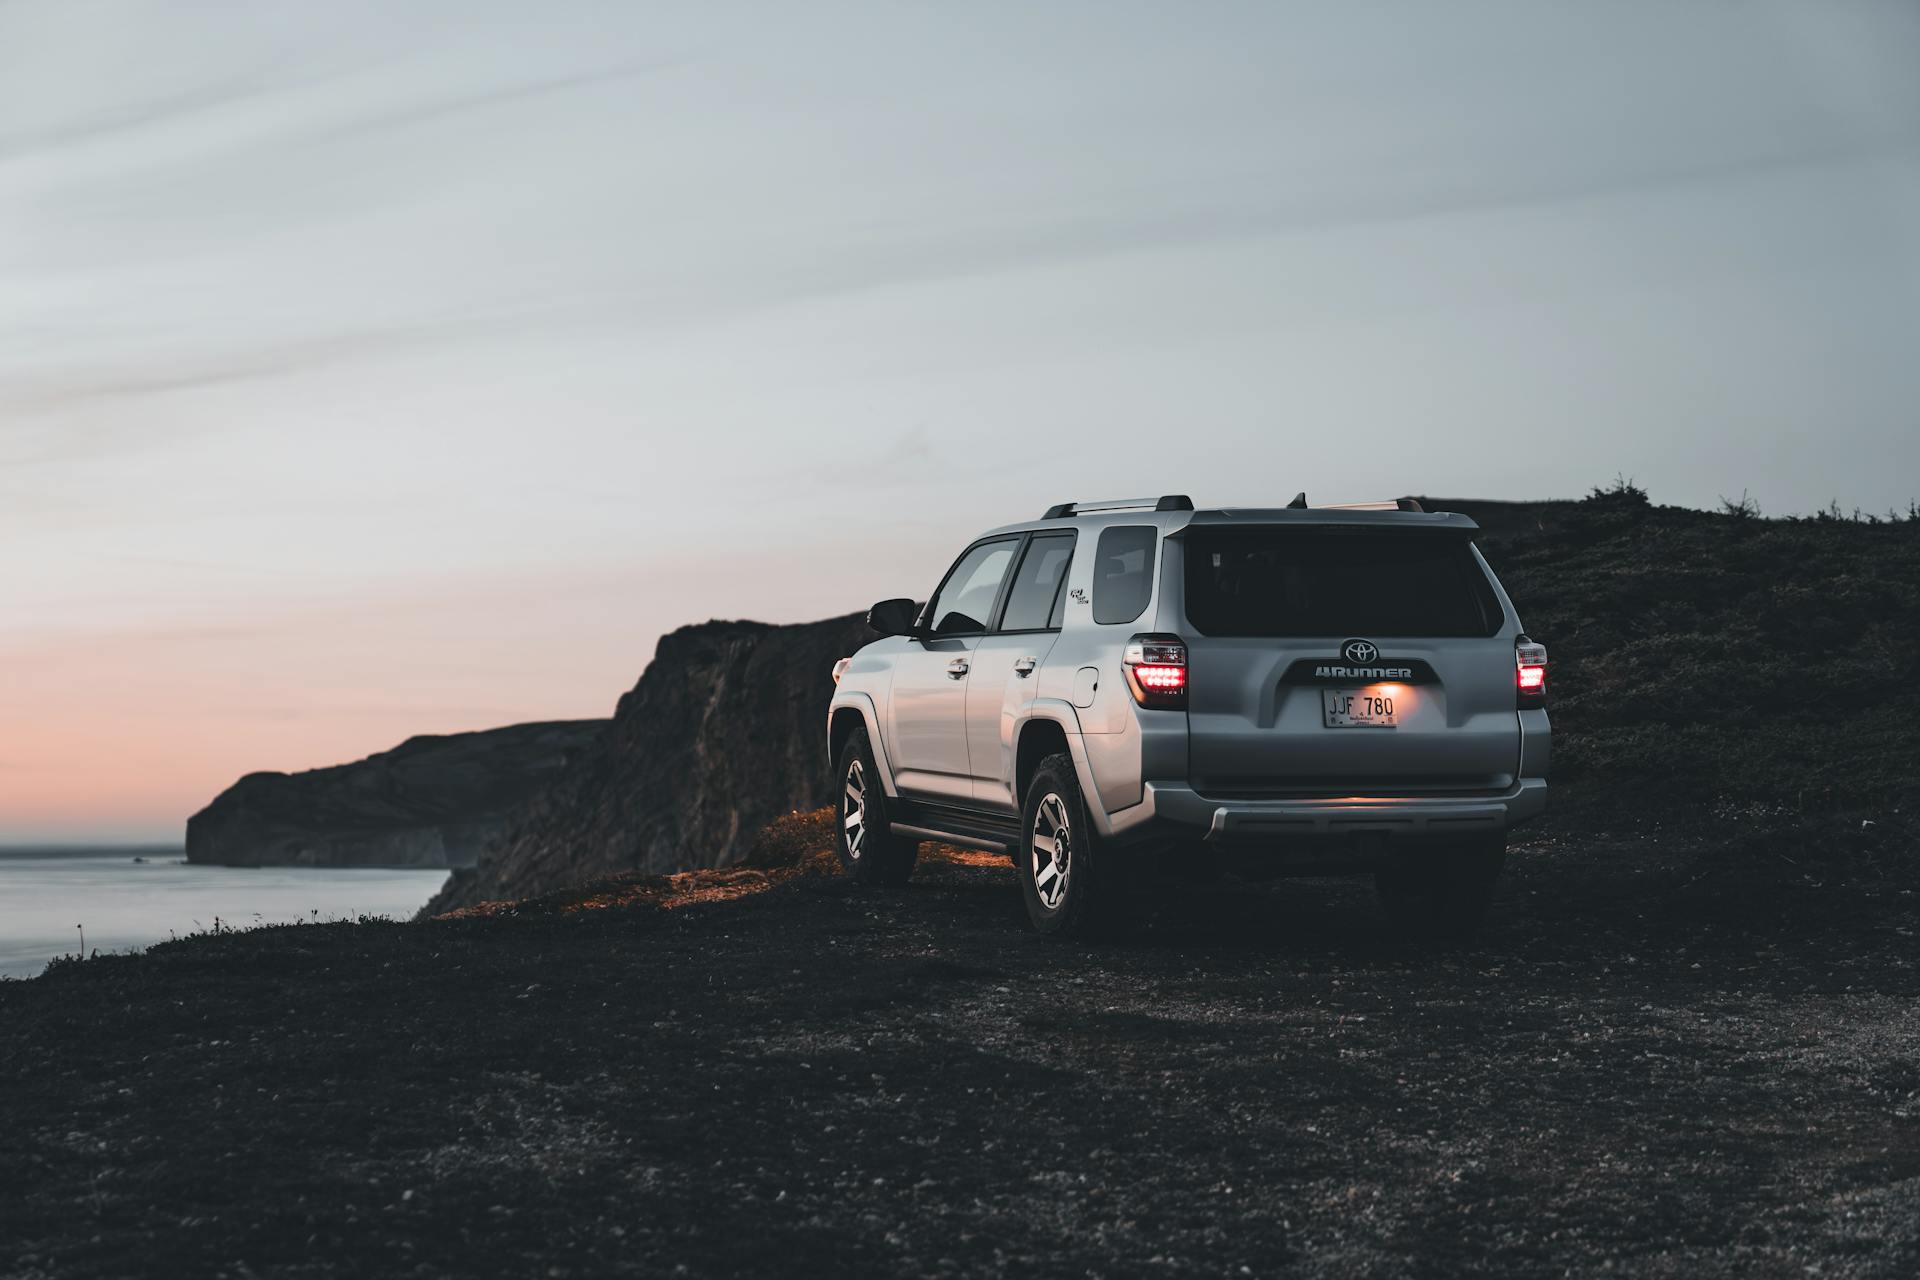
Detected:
[{"left": 827, "top": 494, "right": 1550, "bottom": 938}]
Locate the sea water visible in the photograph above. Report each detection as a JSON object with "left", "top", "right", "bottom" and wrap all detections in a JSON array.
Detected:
[{"left": 0, "top": 847, "right": 450, "bottom": 980}]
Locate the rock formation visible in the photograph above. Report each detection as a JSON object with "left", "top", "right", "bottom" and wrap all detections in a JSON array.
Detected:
[
  {"left": 186, "top": 720, "right": 605, "bottom": 869},
  {"left": 424, "top": 613, "right": 869, "bottom": 914}
]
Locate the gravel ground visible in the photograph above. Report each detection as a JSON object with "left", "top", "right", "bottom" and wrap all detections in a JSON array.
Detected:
[{"left": 3, "top": 828, "right": 1917, "bottom": 1278}]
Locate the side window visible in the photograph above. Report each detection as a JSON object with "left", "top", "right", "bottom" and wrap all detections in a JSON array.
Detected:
[
  {"left": 998, "top": 533, "right": 1076, "bottom": 631},
  {"left": 927, "top": 540, "right": 1017, "bottom": 635},
  {"left": 1092, "top": 526, "right": 1156, "bottom": 625}
]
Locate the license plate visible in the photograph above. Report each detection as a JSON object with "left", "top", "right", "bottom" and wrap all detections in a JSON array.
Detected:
[{"left": 1323, "top": 687, "right": 1399, "bottom": 728}]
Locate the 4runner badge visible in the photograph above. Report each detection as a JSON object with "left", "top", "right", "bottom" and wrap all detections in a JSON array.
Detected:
[{"left": 1342, "top": 638, "right": 1379, "bottom": 664}]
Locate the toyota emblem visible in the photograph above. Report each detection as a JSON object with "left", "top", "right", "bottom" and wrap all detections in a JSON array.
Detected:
[{"left": 1342, "top": 638, "right": 1379, "bottom": 664}]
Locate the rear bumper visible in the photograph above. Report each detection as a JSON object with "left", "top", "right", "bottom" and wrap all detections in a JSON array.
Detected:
[{"left": 1102, "top": 778, "right": 1548, "bottom": 843}]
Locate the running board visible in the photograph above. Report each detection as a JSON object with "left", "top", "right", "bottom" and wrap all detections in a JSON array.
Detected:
[{"left": 888, "top": 797, "right": 1021, "bottom": 854}]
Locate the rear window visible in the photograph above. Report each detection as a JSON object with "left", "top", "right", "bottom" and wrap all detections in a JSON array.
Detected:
[
  {"left": 1092, "top": 526, "right": 1156, "bottom": 625},
  {"left": 1183, "top": 530, "right": 1501, "bottom": 637}
]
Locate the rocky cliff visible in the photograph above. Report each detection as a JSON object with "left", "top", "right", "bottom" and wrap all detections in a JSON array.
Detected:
[
  {"left": 186, "top": 720, "right": 606, "bottom": 869},
  {"left": 423, "top": 613, "right": 872, "bottom": 915}
]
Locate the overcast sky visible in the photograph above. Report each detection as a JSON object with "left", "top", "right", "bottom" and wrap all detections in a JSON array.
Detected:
[{"left": 3, "top": 0, "right": 1917, "bottom": 840}]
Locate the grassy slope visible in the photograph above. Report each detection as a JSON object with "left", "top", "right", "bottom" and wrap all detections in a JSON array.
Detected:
[{"left": 1438, "top": 489, "right": 1920, "bottom": 820}]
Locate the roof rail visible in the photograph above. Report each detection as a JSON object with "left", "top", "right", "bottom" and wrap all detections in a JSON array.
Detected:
[
  {"left": 1041, "top": 494, "right": 1193, "bottom": 519},
  {"left": 1288, "top": 493, "right": 1426, "bottom": 513}
]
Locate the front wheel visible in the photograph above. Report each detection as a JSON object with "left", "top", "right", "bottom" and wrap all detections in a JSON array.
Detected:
[
  {"left": 836, "top": 729, "right": 917, "bottom": 886},
  {"left": 1018, "top": 754, "right": 1134, "bottom": 938}
]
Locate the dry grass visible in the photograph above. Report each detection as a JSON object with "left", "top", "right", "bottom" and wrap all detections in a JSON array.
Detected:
[
  {"left": 924, "top": 845, "right": 1011, "bottom": 868},
  {"left": 438, "top": 807, "right": 1005, "bottom": 920}
]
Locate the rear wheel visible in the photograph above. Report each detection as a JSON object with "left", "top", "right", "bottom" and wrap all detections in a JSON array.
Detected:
[
  {"left": 836, "top": 729, "right": 917, "bottom": 886},
  {"left": 1019, "top": 754, "right": 1135, "bottom": 938},
  {"left": 1375, "top": 837, "right": 1506, "bottom": 941}
]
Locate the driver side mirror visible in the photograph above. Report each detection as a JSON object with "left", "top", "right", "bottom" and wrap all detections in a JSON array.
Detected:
[{"left": 866, "top": 597, "right": 922, "bottom": 638}]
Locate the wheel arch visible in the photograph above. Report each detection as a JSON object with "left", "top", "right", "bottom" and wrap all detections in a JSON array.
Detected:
[
  {"left": 827, "top": 692, "right": 897, "bottom": 796},
  {"left": 1014, "top": 716, "right": 1072, "bottom": 804},
  {"left": 1014, "top": 701, "right": 1136, "bottom": 838},
  {"left": 1012, "top": 701, "right": 1100, "bottom": 810}
]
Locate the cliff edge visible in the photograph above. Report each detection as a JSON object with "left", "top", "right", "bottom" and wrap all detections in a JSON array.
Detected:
[
  {"left": 186, "top": 720, "right": 606, "bottom": 868},
  {"left": 424, "top": 613, "right": 870, "bottom": 914}
]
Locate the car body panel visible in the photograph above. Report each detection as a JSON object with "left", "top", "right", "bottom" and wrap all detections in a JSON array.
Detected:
[
  {"left": 885, "top": 634, "right": 978, "bottom": 802},
  {"left": 966, "top": 632, "right": 1061, "bottom": 808}
]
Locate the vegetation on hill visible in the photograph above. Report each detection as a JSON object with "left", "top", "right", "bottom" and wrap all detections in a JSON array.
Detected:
[{"left": 1434, "top": 484, "right": 1919, "bottom": 820}]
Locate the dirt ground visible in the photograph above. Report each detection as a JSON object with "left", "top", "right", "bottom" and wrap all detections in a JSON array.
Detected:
[{"left": 3, "top": 822, "right": 1917, "bottom": 1279}]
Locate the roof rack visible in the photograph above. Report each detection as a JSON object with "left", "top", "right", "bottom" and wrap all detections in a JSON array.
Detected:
[
  {"left": 1288, "top": 493, "right": 1425, "bottom": 513},
  {"left": 1040, "top": 494, "right": 1429, "bottom": 519},
  {"left": 1041, "top": 495, "right": 1193, "bottom": 519}
]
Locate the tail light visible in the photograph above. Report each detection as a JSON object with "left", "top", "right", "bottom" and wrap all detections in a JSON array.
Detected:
[
  {"left": 1123, "top": 634, "right": 1187, "bottom": 709},
  {"left": 831, "top": 657, "right": 851, "bottom": 685},
  {"left": 1516, "top": 638, "right": 1547, "bottom": 709}
]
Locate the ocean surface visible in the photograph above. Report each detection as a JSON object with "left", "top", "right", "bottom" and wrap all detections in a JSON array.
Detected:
[{"left": 0, "top": 847, "right": 449, "bottom": 980}]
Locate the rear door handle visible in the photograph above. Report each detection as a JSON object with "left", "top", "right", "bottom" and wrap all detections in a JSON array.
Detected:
[
  {"left": 947, "top": 658, "right": 970, "bottom": 679},
  {"left": 1012, "top": 657, "right": 1037, "bottom": 678}
]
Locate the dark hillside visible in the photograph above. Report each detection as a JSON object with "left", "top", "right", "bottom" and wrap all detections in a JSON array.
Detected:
[
  {"left": 1426, "top": 490, "right": 1920, "bottom": 818},
  {"left": 185, "top": 720, "right": 606, "bottom": 868},
  {"left": 427, "top": 614, "right": 870, "bottom": 914}
]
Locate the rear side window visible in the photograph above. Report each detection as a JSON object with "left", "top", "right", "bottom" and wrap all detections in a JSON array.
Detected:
[
  {"left": 999, "top": 533, "right": 1076, "bottom": 631},
  {"left": 928, "top": 539, "right": 1017, "bottom": 634},
  {"left": 1092, "top": 526, "right": 1156, "bottom": 625},
  {"left": 1183, "top": 530, "right": 1501, "bottom": 637}
]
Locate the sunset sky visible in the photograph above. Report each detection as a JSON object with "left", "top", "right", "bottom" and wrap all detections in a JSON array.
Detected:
[{"left": 4, "top": 1, "right": 1918, "bottom": 841}]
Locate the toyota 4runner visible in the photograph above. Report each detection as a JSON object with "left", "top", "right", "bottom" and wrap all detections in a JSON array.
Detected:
[{"left": 827, "top": 494, "right": 1549, "bottom": 938}]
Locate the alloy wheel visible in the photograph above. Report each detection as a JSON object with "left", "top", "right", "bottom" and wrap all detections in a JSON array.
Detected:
[
  {"left": 843, "top": 758, "right": 867, "bottom": 860},
  {"left": 1030, "top": 793, "right": 1072, "bottom": 911}
]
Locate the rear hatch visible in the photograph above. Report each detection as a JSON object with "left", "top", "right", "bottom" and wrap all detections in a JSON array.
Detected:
[{"left": 1177, "top": 524, "right": 1519, "bottom": 797}]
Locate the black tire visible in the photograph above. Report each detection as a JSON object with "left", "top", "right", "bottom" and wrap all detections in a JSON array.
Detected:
[
  {"left": 835, "top": 728, "right": 918, "bottom": 886},
  {"left": 1018, "top": 754, "right": 1135, "bottom": 939},
  {"left": 1375, "top": 837, "right": 1506, "bottom": 941}
]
